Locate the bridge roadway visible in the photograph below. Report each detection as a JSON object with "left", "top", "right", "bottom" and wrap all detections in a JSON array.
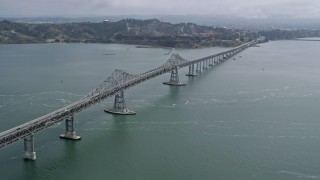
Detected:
[{"left": 0, "top": 41, "right": 256, "bottom": 160}]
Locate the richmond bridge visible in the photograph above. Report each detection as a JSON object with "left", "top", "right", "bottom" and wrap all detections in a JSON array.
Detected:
[{"left": 0, "top": 41, "right": 257, "bottom": 160}]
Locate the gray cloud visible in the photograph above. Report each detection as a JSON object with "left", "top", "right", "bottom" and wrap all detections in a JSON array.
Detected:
[{"left": 1, "top": 0, "right": 320, "bottom": 19}]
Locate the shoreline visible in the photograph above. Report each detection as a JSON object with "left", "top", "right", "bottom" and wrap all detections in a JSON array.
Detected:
[{"left": 0, "top": 41, "right": 243, "bottom": 49}]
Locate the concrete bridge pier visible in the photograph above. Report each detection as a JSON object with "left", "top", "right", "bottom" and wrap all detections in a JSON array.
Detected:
[
  {"left": 60, "top": 115, "right": 81, "bottom": 140},
  {"left": 186, "top": 64, "right": 196, "bottom": 76},
  {"left": 209, "top": 58, "right": 214, "bottom": 67},
  {"left": 164, "top": 67, "right": 186, "bottom": 86},
  {"left": 104, "top": 91, "right": 136, "bottom": 115},
  {"left": 217, "top": 56, "right": 221, "bottom": 63},
  {"left": 196, "top": 62, "right": 202, "bottom": 73},
  {"left": 202, "top": 60, "right": 207, "bottom": 69},
  {"left": 23, "top": 135, "right": 36, "bottom": 160}
]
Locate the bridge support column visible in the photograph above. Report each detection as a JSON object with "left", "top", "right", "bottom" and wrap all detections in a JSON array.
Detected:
[
  {"left": 105, "top": 91, "right": 136, "bottom": 115},
  {"left": 60, "top": 116, "right": 81, "bottom": 140},
  {"left": 163, "top": 67, "right": 186, "bottom": 86},
  {"left": 202, "top": 60, "right": 207, "bottom": 69},
  {"left": 209, "top": 58, "right": 214, "bottom": 67},
  {"left": 23, "top": 135, "right": 36, "bottom": 160},
  {"left": 186, "top": 64, "right": 196, "bottom": 76},
  {"left": 196, "top": 62, "right": 202, "bottom": 73}
]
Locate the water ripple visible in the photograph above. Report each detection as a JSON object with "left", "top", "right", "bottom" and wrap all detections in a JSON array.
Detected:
[
  {"left": 202, "top": 132, "right": 320, "bottom": 140},
  {"left": 280, "top": 170, "right": 320, "bottom": 179},
  {"left": 0, "top": 91, "right": 84, "bottom": 97}
]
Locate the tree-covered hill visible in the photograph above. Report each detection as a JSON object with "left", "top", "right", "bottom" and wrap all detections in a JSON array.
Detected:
[{"left": 0, "top": 18, "right": 258, "bottom": 47}]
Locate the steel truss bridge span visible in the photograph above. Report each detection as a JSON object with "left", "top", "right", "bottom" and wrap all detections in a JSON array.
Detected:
[{"left": 0, "top": 41, "right": 256, "bottom": 160}]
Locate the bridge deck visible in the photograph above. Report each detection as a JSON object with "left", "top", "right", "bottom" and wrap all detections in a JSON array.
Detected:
[{"left": 0, "top": 41, "right": 256, "bottom": 149}]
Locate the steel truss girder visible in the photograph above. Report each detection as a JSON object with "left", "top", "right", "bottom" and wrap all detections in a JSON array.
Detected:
[{"left": 0, "top": 41, "right": 256, "bottom": 151}]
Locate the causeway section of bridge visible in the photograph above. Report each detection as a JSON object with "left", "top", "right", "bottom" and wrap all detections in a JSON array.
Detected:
[{"left": 0, "top": 41, "right": 256, "bottom": 160}]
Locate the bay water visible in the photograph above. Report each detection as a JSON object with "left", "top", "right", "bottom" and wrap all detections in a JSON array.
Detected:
[{"left": 0, "top": 40, "right": 320, "bottom": 180}]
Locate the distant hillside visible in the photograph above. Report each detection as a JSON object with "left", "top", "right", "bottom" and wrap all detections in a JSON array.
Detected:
[
  {"left": 259, "top": 29, "right": 320, "bottom": 40},
  {"left": 0, "top": 18, "right": 257, "bottom": 47}
]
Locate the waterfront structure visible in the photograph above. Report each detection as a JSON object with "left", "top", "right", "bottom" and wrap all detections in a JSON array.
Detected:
[{"left": 0, "top": 41, "right": 256, "bottom": 160}]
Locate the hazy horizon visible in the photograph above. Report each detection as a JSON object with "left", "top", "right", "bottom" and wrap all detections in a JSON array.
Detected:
[
  {"left": 2, "top": 0, "right": 320, "bottom": 30},
  {"left": 2, "top": 14, "right": 320, "bottom": 30},
  {"left": 1, "top": 0, "right": 320, "bottom": 19}
]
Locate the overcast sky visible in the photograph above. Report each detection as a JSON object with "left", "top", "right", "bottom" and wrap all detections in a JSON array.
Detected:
[{"left": 1, "top": 0, "right": 320, "bottom": 19}]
